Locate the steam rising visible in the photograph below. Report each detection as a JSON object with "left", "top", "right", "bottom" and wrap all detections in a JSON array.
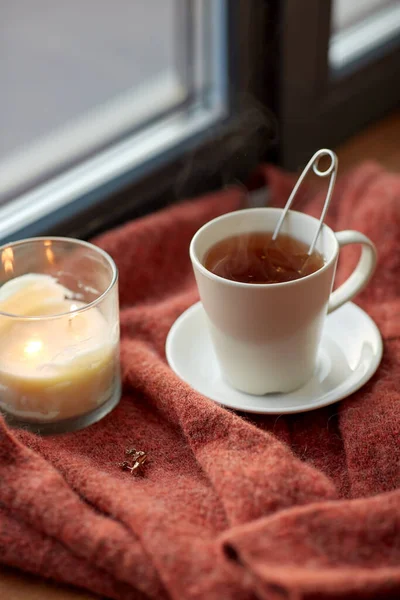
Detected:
[
  {"left": 175, "top": 103, "right": 278, "bottom": 200},
  {"left": 204, "top": 232, "right": 323, "bottom": 284}
]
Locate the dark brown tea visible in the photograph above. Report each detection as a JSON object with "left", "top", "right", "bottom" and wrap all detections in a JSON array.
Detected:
[{"left": 204, "top": 232, "right": 324, "bottom": 284}]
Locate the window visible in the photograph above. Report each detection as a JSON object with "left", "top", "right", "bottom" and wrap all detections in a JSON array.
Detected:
[
  {"left": 277, "top": 0, "right": 400, "bottom": 169},
  {"left": 11, "top": 1, "right": 396, "bottom": 236},
  {"left": 330, "top": 0, "right": 400, "bottom": 72},
  {"left": 1, "top": 0, "right": 255, "bottom": 242}
]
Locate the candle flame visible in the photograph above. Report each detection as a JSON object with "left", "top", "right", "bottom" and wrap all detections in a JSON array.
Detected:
[
  {"left": 24, "top": 339, "right": 43, "bottom": 356},
  {"left": 1, "top": 247, "right": 14, "bottom": 274},
  {"left": 46, "top": 248, "right": 55, "bottom": 264},
  {"left": 44, "top": 240, "right": 55, "bottom": 264}
]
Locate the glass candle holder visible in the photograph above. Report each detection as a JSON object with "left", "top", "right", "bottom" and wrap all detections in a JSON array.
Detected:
[{"left": 0, "top": 237, "right": 120, "bottom": 434}]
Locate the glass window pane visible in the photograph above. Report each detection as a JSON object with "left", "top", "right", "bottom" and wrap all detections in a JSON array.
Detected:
[
  {"left": 0, "top": 0, "right": 180, "bottom": 161},
  {"left": 0, "top": 0, "right": 228, "bottom": 239},
  {"left": 0, "top": 0, "right": 214, "bottom": 203},
  {"left": 332, "top": 0, "right": 395, "bottom": 31},
  {"left": 329, "top": 0, "right": 400, "bottom": 72}
]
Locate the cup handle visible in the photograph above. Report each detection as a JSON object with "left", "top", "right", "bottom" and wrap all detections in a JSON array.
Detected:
[{"left": 328, "top": 231, "right": 377, "bottom": 314}]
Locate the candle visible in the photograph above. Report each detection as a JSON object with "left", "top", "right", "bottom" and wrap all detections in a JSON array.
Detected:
[{"left": 0, "top": 274, "right": 119, "bottom": 422}]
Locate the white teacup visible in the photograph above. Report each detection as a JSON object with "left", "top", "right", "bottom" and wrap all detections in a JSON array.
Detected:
[{"left": 190, "top": 208, "right": 377, "bottom": 395}]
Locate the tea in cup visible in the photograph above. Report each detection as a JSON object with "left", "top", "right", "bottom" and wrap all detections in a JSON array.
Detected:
[{"left": 190, "top": 208, "right": 376, "bottom": 395}]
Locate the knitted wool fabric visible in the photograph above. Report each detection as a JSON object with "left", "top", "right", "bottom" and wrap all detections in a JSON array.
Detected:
[{"left": 0, "top": 163, "right": 399, "bottom": 600}]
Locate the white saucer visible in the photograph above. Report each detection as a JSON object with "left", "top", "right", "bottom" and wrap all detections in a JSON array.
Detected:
[{"left": 166, "top": 302, "right": 383, "bottom": 414}]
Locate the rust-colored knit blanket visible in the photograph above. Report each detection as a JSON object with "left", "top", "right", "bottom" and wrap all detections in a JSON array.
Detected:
[{"left": 0, "top": 163, "right": 399, "bottom": 600}]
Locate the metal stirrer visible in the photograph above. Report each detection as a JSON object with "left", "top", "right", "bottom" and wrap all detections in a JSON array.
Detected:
[{"left": 271, "top": 149, "right": 338, "bottom": 256}]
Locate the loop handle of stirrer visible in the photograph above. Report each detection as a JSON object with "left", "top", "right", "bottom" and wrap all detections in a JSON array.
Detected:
[{"left": 272, "top": 149, "right": 338, "bottom": 255}]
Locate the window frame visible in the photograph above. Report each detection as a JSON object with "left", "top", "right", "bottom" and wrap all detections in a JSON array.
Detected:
[{"left": 278, "top": 0, "right": 400, "bottom": 170}]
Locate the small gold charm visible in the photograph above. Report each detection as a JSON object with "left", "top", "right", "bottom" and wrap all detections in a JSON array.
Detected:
[
  {"left": 119, "top": 448, "right": 148, "bottom": 475},
  {"left": 125, "top": 447, "right": 139, "bottom": 456}
]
